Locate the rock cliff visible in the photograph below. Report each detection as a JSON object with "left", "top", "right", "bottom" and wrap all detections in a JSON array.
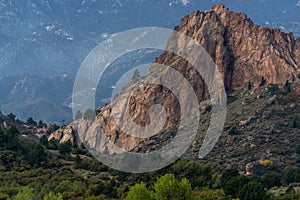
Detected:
[{"left": 49, "top": 4, "right": 300, "bottom": 154}]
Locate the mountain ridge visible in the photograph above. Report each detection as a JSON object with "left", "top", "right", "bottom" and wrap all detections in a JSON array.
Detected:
[
  {"left": 49, "top": 4, "right": 300, "bottom": 170},
  {"left": 1, "top": 1, "right": 300, "bottom": 122}
]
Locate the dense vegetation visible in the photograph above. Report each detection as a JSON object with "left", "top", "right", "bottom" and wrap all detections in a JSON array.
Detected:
[
  {"left": 0, "top": 121, "right": 299, "bottom": 199},
  {"left": 1, "top": 83, "right": 300, "bottom": 200}
]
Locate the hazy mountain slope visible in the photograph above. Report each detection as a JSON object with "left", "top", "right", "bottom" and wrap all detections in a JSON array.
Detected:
[{"left": 0, "top": 0, "right": 299, "bottom": 122}]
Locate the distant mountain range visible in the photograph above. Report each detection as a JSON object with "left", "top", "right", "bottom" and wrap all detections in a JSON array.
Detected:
[{"left": 0, "top": 0, "right": 299, "bottom": 123}]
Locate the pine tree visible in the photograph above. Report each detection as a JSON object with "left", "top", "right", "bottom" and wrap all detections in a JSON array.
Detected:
[
  {"left": 27, "top": 117, "right": 37, "bottom": 126},
  {"left": 248, "top": 81, "right": 252, "bottom": 90},
  {"left": 132, "top": 69, "right": 141, "bottom": 80},
  {"left": 260, "top": 76, "right": 266, "bottom": 86},
  {"left": 285, "top": 80, "right": 291, "bottom": 93},
  {"left": 84, "top": 109, "right": 95, "bottom": 120},
  {"left": 75, "top": 110, "right": 83, "bottom": 120}
]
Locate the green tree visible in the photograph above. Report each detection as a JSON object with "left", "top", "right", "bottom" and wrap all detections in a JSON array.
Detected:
[
  {"left": 15, "top": 187, "right": 35, "bottom": 200},
  {"left": 48, "top": 138, "right": 59, "bottom": 150},
  {"left": 132, "top": 69, "right": 141, "bottom": 80},
  {"left": 172, "top": 160, "right": 213, "bottom": 188},
  {"left": 223, "top": 175, "right": 249, "bottom": 198},
  {"left": 27, "top": 117, "right": 37, "bottom": 126},
  {"left": 154, "top": 174, "right": 193, "bottom": 200},
  {"left": 43, "top": 192, "right": 63, "bottom": 200},
  {"left": 195, "top": 188, "right": 225, "bottom": 200},
  {"left": 272, "top": 194, "right": 297, "bottom": 200},
  {"left": 39, "top": 135, "right": 49, "bottom": 148},
  {"left": 285, "top": 186, "right": 295, "bottom": 194},
  {"left": 0, "top": 193, "right": 9, "bottom": 200},
  {"left": 88, "top": 183, "right": 106, "bottom": 197},
  {"left": 0, "top": 128, "right": 7, "bottom": 147},
  {"left": 84, "top": 109, "right": 96, "bottom": 120},
  {"left": 74, "top": 155, "right": 82, "bottom": 169},
  {"left": 38, "top": 120, "right": 45, "bottom": 128},
  {"left": 285, "top": 80, "right": 291, "bottom": 93},
  {"left": 291, "top": 117, "right": 298, "bottom": 128},
  {"left": 7, "top": 113, "right": 16, "bottom": 121},
  {"left": 261, "top": 172, "right": 281, "bottom": 189},
  {"left": 248, "top": 80, "right": 252, "bottom": 90},
  {"left": 29, "top": 144, "right": 48, "bottom": 167},
  {"left": 238, "top": 181, "right": 269, "bottom": 200},
  {"left": 260, "top": 76, "right": 266, "bottom": 86},
  {"left": 6, "top": 126, "right": 19, "bottom": 149},
  {"left": 82, "top": 196, "right": 107, "bottom": 200},
  {"left": 80, "top": 143, "right": 86, "bottom": 149},
  {"left": 54, "top": 180, "right": 87, "bottom": 198},
  {"left": 75, "top": 110, "right": 83, "bottom": 120},
  {"left": 220, "top": 168, "right": 239, "bottom": 188},
  {"left": 59, "top": 141, "right": 72, "bottom": 156},
  {"left": 282, "top": 168, "right": 300, "bottom": 185},
  {"left": 126, "top": 183, "right": 155, "bottom": 200},
  {"left": 50, "top": 124, "right": 60, "bottom": 132}
]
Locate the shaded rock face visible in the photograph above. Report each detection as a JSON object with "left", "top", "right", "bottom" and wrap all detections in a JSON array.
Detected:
[
  {"left": 162, "top": 4, "right": 299, "bottom": 90},
  {"left": 49, "top": 4, "right": 300, "bottom": 151},
  {"left": 48, "top": 124, "right": 79, "bottom": 144}
]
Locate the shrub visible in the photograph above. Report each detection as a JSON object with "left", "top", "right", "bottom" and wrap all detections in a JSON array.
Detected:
[
  {"left": 75, "top": 111, "right": 83, "bottom": 120},
  {"left": 194, "top": 188, "right": 225, "bottom": 200},
  {"left": 228, "top": 126, "right": 239, "bottom": 135},
  {"left": 291, "top": 117, "right": 298, "bottom": 128},
  {"left": 261, "top": 172, "right": 281, "bottom": 189},
  {"left": 154, "top": 174, "right": 193, "bottom": 200},
  {"left": 58, "top": 141, "right": 72, "bottom": 155},
  {"left": 260, "top": 160, "right": 274, "bottom": 168},
  {"left": 223, "top": 175, "right": 250, "bottom": 198},
  {"left": 268, "top": 84, "right": 285, "bottom": 95},
  {"left": 84, "top": 109, "right": 96, "bottom": 120},
  {"left": 0, "top": 193, "right": 9, "bottom": 200},
  {"left": 238, "top": 181, "right": 269, "bottom": 200},
  {"left": 171, "top": 160, "right": 213, "bottom": 188},
  {"left": 28, "top": 144, "right": 48, "bottom": 167},
  {"left": 27, "top": 117, "right": 37, "bottom": 126},
  {"left": 7, "top": 113, "right": 16, "bottom": 122},
  {"left": 281, "top": 168, "right": 300, "bottom": 185},
  {"left": 125, "top": 183, "right": 155, "bottom": 200},
  {"left": 43, "top": 192, "right": 63, "bottom": 200},
  {"left": 39, "top": 135, "right": 49, "bottom": 148},
  {"left": 15, "top": 187, "right": 35, "bottom": 200}
]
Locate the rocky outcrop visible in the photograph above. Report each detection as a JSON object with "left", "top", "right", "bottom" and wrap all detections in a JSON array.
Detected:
[
  {"left": 48, "top": 123, "right": 80, "bottom": 144},
  {"left": 158, "top": 4, "right": 299, "bottom": 90},
  {"left": 245, "top": 161, "right": 266, "bottom": 176},
  {"left": 49, "top": 4, "right": 300, "bottom": 152}
]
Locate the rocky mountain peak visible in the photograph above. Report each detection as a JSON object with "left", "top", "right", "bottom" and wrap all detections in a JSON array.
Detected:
[
  {"left": 211, "top": 3, "right": 228, "bottom": 14},
  {"left": 172, "top": 4, "right": 299, "bottom": 91},
  {"left": 50, "top": 5, "right": 300, "bottom": 154}
]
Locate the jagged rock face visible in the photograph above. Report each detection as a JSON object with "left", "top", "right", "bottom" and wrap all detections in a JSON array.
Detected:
[
  {"left": 48, "top": 123, "right": 80, "bottom": 144},
  {"left": 158, "top": 4, "right": 299, "bottom": 90},
  {"left": 49, "top": 4, "right": 300, "bottom": 151}
]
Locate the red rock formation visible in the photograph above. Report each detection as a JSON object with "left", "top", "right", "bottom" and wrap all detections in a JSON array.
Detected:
[{"left": 50, "top": 4, "right": 300, "bottom": 151}]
